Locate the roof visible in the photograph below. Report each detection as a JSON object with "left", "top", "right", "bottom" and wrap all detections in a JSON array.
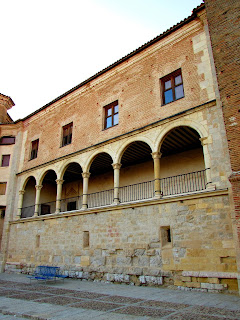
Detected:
[{"left": 16, "top": 2, "right": 205, "bottom": 123}]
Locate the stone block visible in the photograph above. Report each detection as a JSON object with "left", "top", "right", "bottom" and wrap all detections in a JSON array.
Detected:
[
  {"left": 138, "top": 256, "right": 150, "bottom": 267},
  {"left": 134, "top": 249, "right": 145, "bottom": 256},
  {"left": 81, "top": 256, "right": 90, "bottom": 267},
  {"left": 181, "top": 276, "right": 192, "bottom": 282},
  {"left": 185, "top": 281, "right": 201, "bottom": 288},
  {"left": 116, "top": 256, "right": 131, "bottom": 266},
  {"left": 150, "top": 256, "right": 162, "bottom": 267}
]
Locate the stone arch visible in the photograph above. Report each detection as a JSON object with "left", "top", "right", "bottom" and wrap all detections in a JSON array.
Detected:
[
  {"left": 59, "top": 160, "right": 83, "bottom": 180},
  {"left": 21, "top": 175, "right": 37, "bottom": 191},
  {"left": 86, "top": 151, "right": 114, "bottom": 173},
  {"left": 39, "top": 168, "right": 58, "bottom": 185},
  {"left": 116, "top": 137, "right": 153, "bottom": 164},
  {"left": 156, "top": 119, "right": 208, "bottom": 152}
]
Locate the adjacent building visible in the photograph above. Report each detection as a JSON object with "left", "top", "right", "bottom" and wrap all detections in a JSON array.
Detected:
[{"left": 0, "top": 3, "right": 239, "bottom": 293}]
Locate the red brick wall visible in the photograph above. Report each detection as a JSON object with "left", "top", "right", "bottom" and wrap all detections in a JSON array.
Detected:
[
  {"left": 204, "top": 0, "right": 240, "bottom": 279},
  {"left": 204, "top": 0, "right": 240, "bottom": 172},
  {"left": 19, "top": 21, "right": 209, "bottom": 172}
]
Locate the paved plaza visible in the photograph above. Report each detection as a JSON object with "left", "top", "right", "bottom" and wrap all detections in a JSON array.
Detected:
[{"left": 0, "top": 273, "right": 239, "bottom": 319}]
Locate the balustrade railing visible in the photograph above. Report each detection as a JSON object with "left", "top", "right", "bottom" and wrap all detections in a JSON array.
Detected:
[
  {"left": 88, "top": 189, "right": 114, "bottom": 208},
  {"left": 20, "top": 169, "right": 208, "bottom": 216}
]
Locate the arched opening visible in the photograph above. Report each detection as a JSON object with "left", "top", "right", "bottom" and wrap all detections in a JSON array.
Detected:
[
  {"left": 61, "top": 162, "right": 83, "bottom": 211},
  {"left": 160, "top": 126, "right": 206, "bottom": 195},
  {"left": 119, "top": 141, "right": 154, "bottom": 202},
  {"left": 88, "top": 152, "right": 114, "bottom": 207},
  {"left": 40, "top": 170, "right": 57, "bottom": 215},
  {"left": 21, "top": 176, "right": 36, "bottom": 218}
]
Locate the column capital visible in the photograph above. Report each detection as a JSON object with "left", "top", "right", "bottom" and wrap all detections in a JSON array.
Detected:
[
  {"left": 82, "top": 172, "right": 91, "bottom": 179},
  {"left": 112, "top": 163, "right": 122, "bottom": 170},
  {"left": 35, "top": 185, "right": 43, "bottom": 191},
  {"left": 56, "top": 179, "right": 64, "bottom": 185},
  {"left": 19, "top": 190, "right": 25, "bottom": 195},
  {"left": 199, "top": 137, "right": 208, "bottom": 146},
  {"left": 151, "top": 152, "right": 162, "bottom": 160}
]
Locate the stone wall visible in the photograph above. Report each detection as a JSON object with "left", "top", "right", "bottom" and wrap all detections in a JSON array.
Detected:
[{"left": 6, "top": 191, "right": 238, "bottom": 293}]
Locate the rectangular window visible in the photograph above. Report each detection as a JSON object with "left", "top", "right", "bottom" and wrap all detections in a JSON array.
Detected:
[
  {"left": 0, "top": 182, "right": 7, "bottom": 195},
  {"left": 160, "top": 226, "right": 172, "bottom": 248},
  {"left": 104, "top": 101, "right": 119, "bottom": 129},
  {"left": 161, "top": 69, "right": 184, "bottom": 105},
  {"left": 30, "top": 139, "right": 39, "bottom": 160},
  {"left": 1, "top": 155, "right": 10, "bottom": 167},
  {"left": 62, "top": 122, "right": 73, "bottom": 146},
  {"left": 83, "top": 231, "right": 90, "bottom": 248},
  {"left": 0, "top": 136, "right": 15, "bottom": 145}
]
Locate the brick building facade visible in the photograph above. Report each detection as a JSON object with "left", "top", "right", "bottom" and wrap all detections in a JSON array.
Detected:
[{"left": 0, "top": 3, "right": 239, "bottom": 293}]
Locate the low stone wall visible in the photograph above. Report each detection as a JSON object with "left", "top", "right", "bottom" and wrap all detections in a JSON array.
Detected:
[{"left": 4, "top": 191, "right": 239, "bottom": 294}]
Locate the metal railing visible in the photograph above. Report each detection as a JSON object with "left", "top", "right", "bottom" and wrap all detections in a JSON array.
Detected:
[
  {"left": 88, "top": 189, "right": 114, "bottom": 208},
  {"left": 119, "top": 180, "right": 154, "bottom": 203},
  {"left": 60, "top": 195, "right": 82, "bottom": 212},
  {"left": 160, "top": 169, "right": 208, "bottom": 196},
  {"left": 21, "top": 205, "right": 35, "bottom": 218},
  {"left": 20, "top": 169, "right": 208, "bottom": 216}
]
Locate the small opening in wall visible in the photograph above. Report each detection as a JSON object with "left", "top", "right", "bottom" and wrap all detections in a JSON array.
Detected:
[
  {"left": 83, "top": 231, "right": 89, "bottom": 248},
  {"left": 36, "top": 235, "right": 40, "bottom": 248},
  {"left": 160, "top": 226, "right": 172, "bottom": 248}
]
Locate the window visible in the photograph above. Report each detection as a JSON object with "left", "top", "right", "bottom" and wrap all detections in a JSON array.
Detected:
[
  {"left": 62, "top": 122, "right": 73, "bottom": 146},
  {"left": 104, "top": 101, "right": 119, "bottom": 129},
  {"left": 160, "top": 226, "right": 172, "bottom": 248},
  {"left": 30, "top": 139, "right": 39, "bottom": 160},
  {"left": 0, "top": 136, "right": 15, "bottom": 145},
  {"left": 83, "top": 231, "right": 89, "bottom": 248},
  {"left": 1, "top": 155, "right": 10, "bottom": 167},
  {"left": 0, "top": 182, "right": 7, "bottom": 195},
  {"left": 161, "top": 69, "right": 184, "bottom": 105}
]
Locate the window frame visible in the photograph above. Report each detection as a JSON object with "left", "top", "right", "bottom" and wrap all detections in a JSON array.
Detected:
[
  {"left": 0, "top": 182, "right": 7, "bottom": 195},
  {"left": 1, "top": 155, "right": 10, "bottom": 167},
  {"left": 30, "top": 139, "right": 39, "bottom": 160},
  {"left": 62, "top": 122, "right": 73, "bottom": 147},
  {"left": 161, "top": 69, "right": 184, "bottom": 105},
  {"left": 104, "top": 101, "right": 119, "bottom": 130},
  {"left": 0, "top": 136, "right": 15, "bottom": 145}
]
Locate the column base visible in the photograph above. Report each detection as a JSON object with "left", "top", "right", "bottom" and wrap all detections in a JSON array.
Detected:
[
  {"left": 206, "top": 183, "right": 216, "bottom": 191},
  {"left": 81, "top": 204, "right": 88, "bottom": 210}
]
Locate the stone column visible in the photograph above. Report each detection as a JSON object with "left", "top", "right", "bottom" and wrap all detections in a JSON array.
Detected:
[
  {"left": 55, "top": 179, "right": 64, "bottom": 214},
  {"left": 200, "top": 137, "right": 216, "bottom": 190},
  {"left": 34, "top": 185, "right": 43, "bottom": 217},
  {"left": 17, "top": 190, "right": 25, "bottom": 219},
  {"left": 112, "top": 163, "right": 122, "bottom": 204},
  {"left": 152, "top": 152, "right": 162, "bottom": 198},
  {"left": 82, "top": 172, "right": 90, "bottom": 210}
]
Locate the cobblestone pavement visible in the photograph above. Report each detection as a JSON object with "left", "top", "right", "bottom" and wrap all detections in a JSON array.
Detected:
[{"left": 0, "top": 273, "right": 240, "bottom": 319}]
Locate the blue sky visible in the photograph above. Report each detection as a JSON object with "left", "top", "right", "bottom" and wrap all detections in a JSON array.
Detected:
[{"left": 1, "top": 0, "right": 203, "bottom": 120}]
